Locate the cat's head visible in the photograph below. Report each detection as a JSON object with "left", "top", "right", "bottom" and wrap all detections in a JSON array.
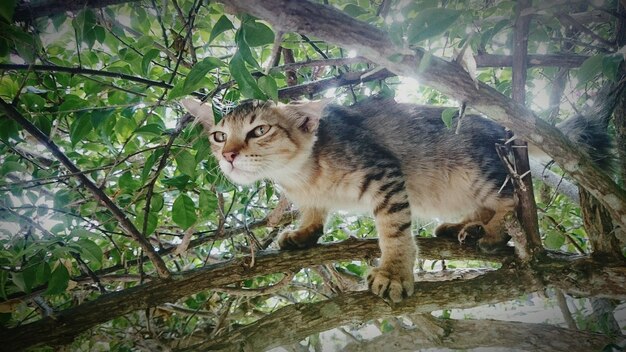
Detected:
[{"left": 181, "top": 98, "right": 329, "bottom": 185}]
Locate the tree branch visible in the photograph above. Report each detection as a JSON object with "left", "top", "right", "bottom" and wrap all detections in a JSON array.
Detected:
[
  {"left": 475, "top": 53, "right": 589, "bottom": 68},
  {"left": 183, "top": 257, "right": 626, "bottom": 351},
  {"left": 0, "top": 64, "right": 204, "bottom": 98},
  {"left": 530, "top": 160, "right": 580, "bottom": 204},
  {"left": 219, "top": 0, "right": 626, "bottom": 238},
  {"left": 13, "top": 0, "right": 141, "bottom": 22},
  {"left": 342, "top": 316, "right": 620, "bottom": 352},
  {"left": 0, "top": 99, "right": 171, "bottom": 279},
  {"left": 510, "top": 0, "right": 543, "bottom": 260},
  {"left": 278, "top": 68, "right": 394, "bottom": 99}
]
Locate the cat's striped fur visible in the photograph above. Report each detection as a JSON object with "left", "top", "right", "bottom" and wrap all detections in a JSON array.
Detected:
[{"left": 182, "top": 97, "right": 611, "bottom": 303}]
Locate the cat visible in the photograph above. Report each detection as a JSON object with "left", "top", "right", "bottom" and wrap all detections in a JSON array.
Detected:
[{"left": 181, "top": 96, "right": 611, "bottom": 303}]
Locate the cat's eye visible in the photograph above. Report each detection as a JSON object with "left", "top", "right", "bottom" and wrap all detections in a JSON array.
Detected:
[
  {"left": 212, "top": 131, "right": 227, "bottom": 143},
  {"left": 251, "top": 125, "right": 271, "bottom": 137}
]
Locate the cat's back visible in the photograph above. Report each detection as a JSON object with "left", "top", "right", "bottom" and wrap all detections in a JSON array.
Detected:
[{"left": 318, "top": 97, "right": 507, "bottom": 163}]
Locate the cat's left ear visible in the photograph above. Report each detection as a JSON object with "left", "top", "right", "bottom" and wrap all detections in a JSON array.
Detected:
[
  {"left": 180, "top": 98, "right": 214, "bottom": 129},
  {"left": 281, "top": 99, "right": 332, "bottom": 133}
]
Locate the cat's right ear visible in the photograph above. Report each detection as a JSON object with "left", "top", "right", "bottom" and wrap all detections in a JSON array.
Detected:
[
  {"left": 280, "top": 99, "right": 332, "bottom": 133},
  {"left": 180, "top": 98, "right": 214, "bottom": 129}
]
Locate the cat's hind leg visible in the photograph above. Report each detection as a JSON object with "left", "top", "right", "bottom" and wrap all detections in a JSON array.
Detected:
[
  {"left": 476, "top": 201, "right": 515, "bottom": 253},
  {"left": 277, "top": 207, "right": 327, "bottom": 249},
  {"left": 435, "top": 199, "right": 515, "bottom": 253},
  {"left": 435, "top": 207, "right": 495, "bottom": 244}
]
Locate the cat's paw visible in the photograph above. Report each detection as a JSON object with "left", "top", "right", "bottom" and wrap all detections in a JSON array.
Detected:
[
  {"left": 277, "top": 230, "right": 319, "bottom": 249},
  {"left": 367, "top": 266, "right": 414, "bottom": 303},
  {"left": 434, "top": 222, "right": 465, "bottom": 239},
  {"left": 477, "top": 235, "right": 511, "bottom": 254},
  {"left": 457, "top": 224, "right": 484, "bottom": 245}
]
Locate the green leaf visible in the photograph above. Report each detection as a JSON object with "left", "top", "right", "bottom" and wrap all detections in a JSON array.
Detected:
[
  {"left": 235, "top": 28, "right": 261, "bottom": 70},
  {"left": 91, "top": 108, "right": 114, "bottom": 128},
  {"left": 142, "top": 48, "right": 160, "bottom": 75},
  {"left": 242, "top": 20, "right": 275, "bottom": 47},
  {"left": 346, "top": 263, "right": 365, "bottom": 276},
  {"left": 151, "top": 193, "right": 164, "bottom": 211},
  {"left": 0, "top": 116, "right": 18, "bottom": 141},
  {"left": 135, "top": 123, "right": 164, "bottom": 136},
  {"left": 0, "top": 270, "right": 7, "bottom": 299},
  {"left": 441, "top": 108, "right": 457, "bottom": 128},
  {"left": 407, "top": 8, "right": 461, "bottom": 44},
  {"left": 36, "top": 262, "right": 51, "bottom": 287},
  {"left": 119, "top": 171, "right": 139, "bottom": 191},
  {"left": 198, "top": 189, "right": 218, "bottom": 218},
  {"left": 73, "top": 10, "right": 98, "bottom": 49},
  {"left": 175, "top": 150, "right": 197, "bottom": 176},
  {"left": 141, "top": 151, "right": 160, "bottom": 182},
  {"left": 162, "top": 174, "right": 191, "bottom": 190},
  {"left": 76, "top": 238, "right": 103, "bottom": 269},
  {"left": 182, "top": 57, "right": 223, "bottom": 95},
  {"left": 544, "top": 232, "right": 565, "bottom": 250},
  {"left": 70, "top": 113, "right": 93, "bottom": 146},
  {"left": 1, "top": 161, "right": 26, "bottom": 175},
  {"left": 417, "top": 50, "right": 433, "bottom": 73},
  {"left": 230, "top": 52, "right": 266, "bottom": 99},
  {"left": 0, "top": 38, "right": 9, "bottom": 57},
  {"left": 209, "top": 15, "right": 234, "bottom": 43},
  {"left": 258, "top": 75, "right": 278, "bottom": 101},
  {"left": 0, "top": 0, "right": 17, "bottom": 22},
  {"left": 172, "top": 194, "right": 197, "bottom": 230},
  {"left": 480, "top": 19, "right": 509, "bottom": 48},
  {"left": 343, "top": 4, "right": 368, "bottom": 17},
  {"left": 265, "top": 183, "right": 274, "bottom": 202},
  {"left": 12, "top": 264, "right": 37, "bottom": 294},
  {"left": 602, "top": 54, "right": 624, "bottom": 81},
  {"left": 135, "top": 211, "right": 158, "bottom": 236},
  {"left": 577, "top": 54, "right": 603, "bottom": 84},
  {"left": 46, "top": 264, "right": 70, "bottom": 295}
]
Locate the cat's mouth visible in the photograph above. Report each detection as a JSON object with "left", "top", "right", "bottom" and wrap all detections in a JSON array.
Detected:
[{"left": 220, "top": 161, "right": 260, "bottom": 185}]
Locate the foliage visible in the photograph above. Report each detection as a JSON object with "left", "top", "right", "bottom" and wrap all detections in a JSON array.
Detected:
[{"left": 0, "top": 0, "right": 624, "bottom": 350}]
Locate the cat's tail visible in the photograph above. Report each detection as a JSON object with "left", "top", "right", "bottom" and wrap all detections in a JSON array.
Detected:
[{"left": 528, "top": 113, "right": 614, "bottom": 170}]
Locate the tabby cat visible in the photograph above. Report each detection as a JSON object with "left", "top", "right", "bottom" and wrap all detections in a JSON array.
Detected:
[{"left": 181, "top": 97, "right": 610, "bottom": 303}]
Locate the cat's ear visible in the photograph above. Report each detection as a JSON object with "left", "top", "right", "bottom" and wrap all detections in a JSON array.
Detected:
[
  {"left": 180, "top": 98, "right": 214, "bottom": 129},
  {"left": 280, "top": 99, "right": 331, "bottom": 133}
]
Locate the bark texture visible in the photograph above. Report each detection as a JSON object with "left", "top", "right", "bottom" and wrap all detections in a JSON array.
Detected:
[
  {"left": 13, "top": 0, "right": 141, "bottom": 22},
  {"left": 343, "top": 316, "right": 619, "bottom": 352},
  {"left": 184, "top": 257, "right": 626, "bottom": 351}
]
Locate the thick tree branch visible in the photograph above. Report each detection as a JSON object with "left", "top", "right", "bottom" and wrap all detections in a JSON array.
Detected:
[
  {"left": 475, "top": 53, "right": 589, "bottom": 68},
  {"left": 0, "top": 99, "right": 171, "bottom": 279},
  {"left": 530, "top": 160, "right": 580, "bottom": 204},
  {"left": 184, "top": 257, "right": 626, "bottom": 351},
  {"left": 13, "top": 0, "right": 141, "bottom": 22},
  {"left": 510, "top": 0, "right": 543, "bottom": 260},
  {"left": 219, "top": 0, "right": 626, "bottom": 235},
  {"left": 342, "top": 316, "right": 621, "bottom": 352},
  {"left": 0, "top": 237, "right": 510, "bottom": 350},
  {"left": 271, "top": 53, "right": 591, "bottom": 72}
]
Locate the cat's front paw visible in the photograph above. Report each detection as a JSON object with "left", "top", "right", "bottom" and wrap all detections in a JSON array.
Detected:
[
  {"left": 277, "top": 229, "right": 319, "bottom": 249},
  {"left": 367, "top": 266, "right": 414, "bottom": 303}
]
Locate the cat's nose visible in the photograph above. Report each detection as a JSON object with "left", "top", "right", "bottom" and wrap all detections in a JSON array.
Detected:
[{"left": 223, "top": 151, "right": 238, "bottom": 163}]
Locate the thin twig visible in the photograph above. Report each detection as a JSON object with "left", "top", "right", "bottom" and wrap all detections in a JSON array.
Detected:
[
  {"left": 213, "top": 271, "right": 296, "bottom": 297},
  {"left": 0, "top": 99, "right": 171, "bottom": 279}
]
